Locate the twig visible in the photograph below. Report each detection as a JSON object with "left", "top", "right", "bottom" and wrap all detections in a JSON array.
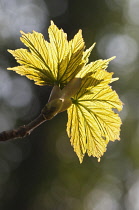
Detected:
[
  {"left": 0, "top": 114, "right": 46, "bottom": 141},
  {"left": 0, "top": 98, "right": 63, "bottom": 141}
]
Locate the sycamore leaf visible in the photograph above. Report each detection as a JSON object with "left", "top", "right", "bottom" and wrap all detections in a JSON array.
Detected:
[
  {"left": 7, "top": 49, "right": 55, "bottom": 86},
  {"left": 48, "top": 22, "right": 85, "bottom": 85},
  {"left": 7, "top": 21, "right": 123, "bottom": 163},
  {"left": 8, "top": 21, "right": 85, "bottom": 86},
  {"left": 83, "top": 43, "right": 96, "bottom": 65},
  {"left": 77, "top": 57, "right": 116, "bottom": 78},
  {"left": 67, "top": 60, "right": 123, "bottom": 163}
]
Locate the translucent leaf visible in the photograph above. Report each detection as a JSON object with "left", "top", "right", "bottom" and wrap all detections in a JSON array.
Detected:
[
  {"left": 8, "top": 21, "right": 85, "bottom": 86},
  {"left": 67, "top": 104, "right": 108, "bottom": 163},
  {"left": 77, "top": 57, "right": 116, "bottom": 78},
  {"left": 8, "top": 49, "right": 54, "bottom": 85},
  {"left": 7, "top": 21, "right": 123, "bottom": 163},
  {"left": 67, "top": 69, "right": 123, "bottom": 163},
  {"left": 83, "top": 43, "right": 96, "bottom": 64}
]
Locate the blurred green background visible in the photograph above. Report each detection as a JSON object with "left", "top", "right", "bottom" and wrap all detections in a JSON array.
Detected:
[{"left": 0, "top": 0, "right": 138, "bottom": 209}]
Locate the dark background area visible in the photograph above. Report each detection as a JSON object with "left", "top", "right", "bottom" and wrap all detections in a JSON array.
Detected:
[{"left": 0, "top": 0, "right": 139, "bottom": 209}]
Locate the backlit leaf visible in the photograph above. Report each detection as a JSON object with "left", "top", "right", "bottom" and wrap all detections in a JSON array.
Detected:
[
  {"left": 77, "top": 57, "right": 116, "bottom": 78},
  {"left": 67, "top": 59, "right": 123, "bottom": 163},
  {"left": 7, "top": 21, "right": 123, "bottom": 163},
  {"left": 8, "top": 21, "right": 85, "bottom": 86}
]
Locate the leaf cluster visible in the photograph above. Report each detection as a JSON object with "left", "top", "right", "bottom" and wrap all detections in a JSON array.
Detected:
[{"left": 7, "top": 21, "right": 123, "bottom": 163}]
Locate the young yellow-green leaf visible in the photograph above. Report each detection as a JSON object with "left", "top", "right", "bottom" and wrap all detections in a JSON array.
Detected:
[
  {"left": 7, "top": 21, "right": 123, "bottom": 163},
  {"left": 67, "top": 60, "right": 123, "bottom": 163},
  {"left": 8, "top": 21, "right": 85, "bottom": 87},
  {"left": 77, "top": 57, "right": 116, "bottom": 78},
  {"left": 83, "top": 43, "right": 96, "bottom": 65},
  {"left": 48, "top": 22, "right": 85, "bottom": 85},
  {"left": 7, "top": 49, "right": 55, "bottom": 85}
]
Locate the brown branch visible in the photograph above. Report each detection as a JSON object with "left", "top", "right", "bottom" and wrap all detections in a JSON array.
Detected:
[
  {"left": 0, "top": 114, "right": 46, "bottom": 141},
  {"left": 0, "top": 98, "right": 63, "bottom": 141}
]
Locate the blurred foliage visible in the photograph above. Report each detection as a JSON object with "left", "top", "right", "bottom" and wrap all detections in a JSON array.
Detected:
[{"left": 0, "top": 0, "right": 139, "bottom": 209}]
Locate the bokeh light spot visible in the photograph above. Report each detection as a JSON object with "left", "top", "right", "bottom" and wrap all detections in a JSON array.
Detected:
[
  {"left": 0, "top": 69, "right": 12, "bottom": 99},
  {"left": 124, "top": 0, "right": 139, "bottom": 26},
  {"left": 97, "top": 33, "right": 138, "bottom": 68},
  {"left": 6, "top": 77, "right": 33, "bottom": 108},
  {"left": 125, "top": 170, "right": 139, "bottom": 210},
  {"left": 0, "top": 0, "right": 49, "bottom": 42}
]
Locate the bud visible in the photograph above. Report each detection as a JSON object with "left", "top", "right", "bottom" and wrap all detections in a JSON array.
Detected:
[
  {"left": 61, "top": 78, "right": 82, "bottom": 99},
  {"left": 45, "top": 78, "right": 82, "bottom": 117},
  {"left": 48, "top": 85, "right": 62, "bottom": 102},
  {"left": 42, "top": 98, "right": 63, "bottom": 120}
]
